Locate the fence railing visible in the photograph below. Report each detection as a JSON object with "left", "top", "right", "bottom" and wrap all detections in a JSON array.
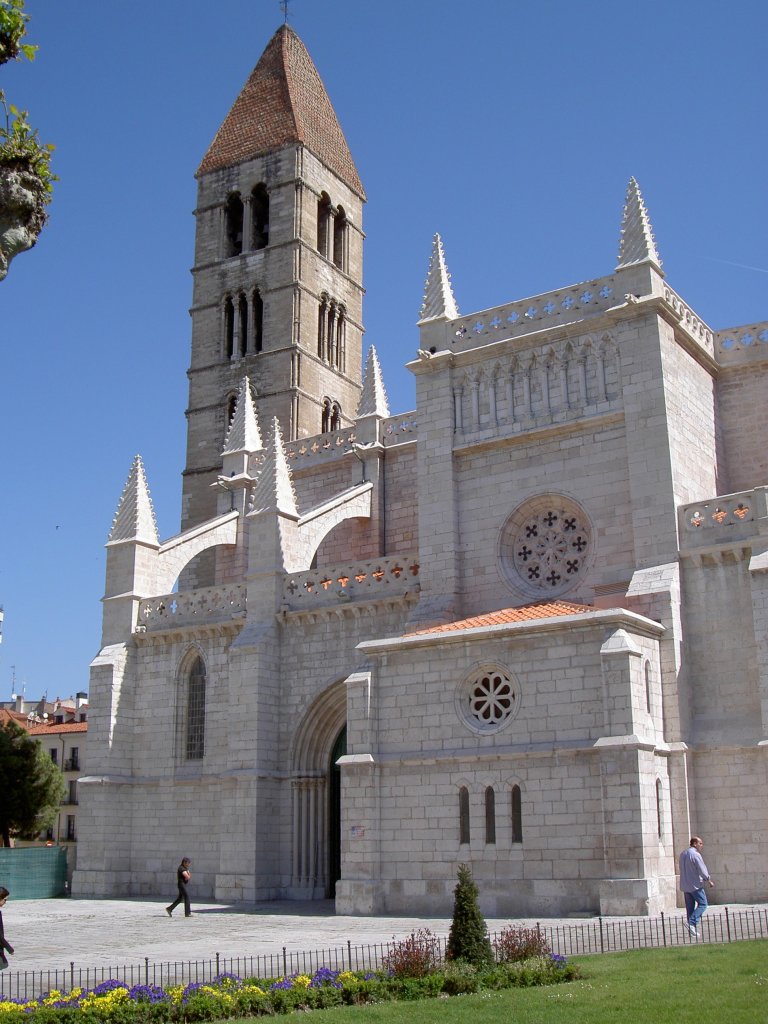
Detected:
[{"left": 2, "top": 906, "right": 767, "bottom": 1002}]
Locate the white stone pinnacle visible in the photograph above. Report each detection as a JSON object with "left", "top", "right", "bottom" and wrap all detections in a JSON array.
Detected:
[
  {"left": 222, "top": 376, "right": 262, "bottom": 455},
  {"left": 617, "top": 177, "right": 662, "bottom": 270},
  {"left": 250, "top": 417, "right": 298, "bottom": 517},
  {"left": 419, "top": 233, "right": 459, "bottom": 322},
  {"left": 108, "top": 455, "right": 160, "bottom": 545},
  {"left": 356, "top": 346, "right": 390, "bottom": 418}
]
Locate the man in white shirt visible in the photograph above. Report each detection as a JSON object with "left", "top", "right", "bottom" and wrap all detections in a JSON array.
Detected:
[{"left": 679, "top": 836, "right": 714, "bottom": 938}]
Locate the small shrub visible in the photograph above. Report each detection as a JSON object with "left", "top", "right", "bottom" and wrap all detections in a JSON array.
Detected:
[
  {"left": 493, "top": 924, "right": 552, "bottom": 962},
  {"left": 445, "top": 863, "right": 494, "bottom": 966},
  {"left": 382, "top": 927, "right": 440, "bottom": 978},
  {"left": 439, "top": 961, "right": 480, "bottom": 995}
]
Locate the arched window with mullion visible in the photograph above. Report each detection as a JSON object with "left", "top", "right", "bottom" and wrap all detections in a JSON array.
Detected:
[{"left": 186, "top": 656, "right": 206, "bottom": 761}]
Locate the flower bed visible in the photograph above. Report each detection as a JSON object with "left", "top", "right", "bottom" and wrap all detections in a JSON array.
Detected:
[{"left": 0, "top": 957, "right": 579, "bottom": 1021}]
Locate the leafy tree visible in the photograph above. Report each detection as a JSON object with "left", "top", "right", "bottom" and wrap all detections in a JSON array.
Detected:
[
  {"left": 0, "top": 720, "right": 65, "bottom": 847},
  {"left": 0, "top": 0, "right": 55, "bottom": 281},
  {"left": 445, "top": 863, "right": 494, "bottom": 966}
]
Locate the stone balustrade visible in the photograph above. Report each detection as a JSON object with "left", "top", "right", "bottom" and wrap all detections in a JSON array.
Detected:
[
  {"left": 714, "top": 320, "right": 768, "bottom": 364},
  {"left": 450, "top": 276, "right": 618, "bottom": 348},
  {"left": 284, "top": 427, "right": 358, "bottom": 464},
  {"left": 662, "top": 285, "right": 714, "bottom": 356},
  {"left": 381, "top": 412, "right": 418, "bottom": 447},
  {"left": 283, "top": 554, "right": 420, "bottom": 610},
  {"left": 137, "top": 584, "right": 246, "bottom": 632},
  {"left": 679, "top": 487, "right": 767, "bottom": 549}
]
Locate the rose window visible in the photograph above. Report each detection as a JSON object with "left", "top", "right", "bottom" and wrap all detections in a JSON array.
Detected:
[
  {"left": 457, "top": 665, "right": 520, "bottom": 734},
  {"left": 500, "top": 499, "right": 592, "bottom": 598}
]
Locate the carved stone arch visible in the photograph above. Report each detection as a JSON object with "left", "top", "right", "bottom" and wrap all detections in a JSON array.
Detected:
[
  {"left": 289, "top": 678, "right": 347, "bottom": 897},
  {"left": 543, "top": 345, "right": 557, "bottom": 367}
]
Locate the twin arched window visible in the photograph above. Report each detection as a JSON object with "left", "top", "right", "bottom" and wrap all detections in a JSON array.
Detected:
[
  {"left": 317, "top": 192, "right": 347, "bottom": 271},
  {"left": 224, "top": 184, "right": 270, "bottom": 258},
  {"left": 224, "top": 289, "right": 263, "bottom": 359},
  {"left": 321, "top": 398, "right": 342, "bottom": 433},
  {"left": 318, "top": 295, "right": 346, "bottom": 370}
]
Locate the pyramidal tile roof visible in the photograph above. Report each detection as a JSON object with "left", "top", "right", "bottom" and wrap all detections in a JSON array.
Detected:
[
  {"left": 356, "top": 346, "right": 389, "bottom": 418},
  {"left": 419, "top": 233, "right": 459, "bottom": 322},
  {"left": 222, "top": 376, "right": 263, "bottom": 455},
  {"left": 198, "top": 25, "right": 365, "bottom": 199},
  {"left": 405, "top": 600, "right": 592, "bottom": 636},
  {"left": 250, "top": 417, "right": 298, "bottom": 517},
  {"left": 617, "top": 177, "right": 662, "bottom": 270},
  {"left": 108, "top": 455, "right": 160, "bottom": 546}
]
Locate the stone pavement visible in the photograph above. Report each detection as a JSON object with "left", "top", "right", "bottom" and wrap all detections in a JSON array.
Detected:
[{"left": 2, "top": 897, "right": 765, "bottom": 977}]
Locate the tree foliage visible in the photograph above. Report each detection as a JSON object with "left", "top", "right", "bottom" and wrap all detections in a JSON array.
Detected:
[
  {"left": 0, "top": 720, "right": 65, "bottom": 847},
  {"left": 0, "top": 0, "right": 37, "bottom": 66},
  {"left": 445, "top": 863, "right": 494, "bottom": 966}
]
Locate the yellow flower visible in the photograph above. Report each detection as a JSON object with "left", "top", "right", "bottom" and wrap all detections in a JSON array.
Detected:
[
  {"left": 293, "top": 975, "right": 311, "bottom": 989},
  {"left": 338, "top": 972, "right": 356, "bottom": 985}
]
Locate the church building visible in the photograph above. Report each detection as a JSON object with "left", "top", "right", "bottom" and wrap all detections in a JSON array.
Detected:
[{"left": 73, "top": 24, "right": 768, "bottom": 917}]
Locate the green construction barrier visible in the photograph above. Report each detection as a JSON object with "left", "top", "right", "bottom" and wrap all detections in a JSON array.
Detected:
[{"left": 0, "top": 846, "right": 68, "bottom": 899}]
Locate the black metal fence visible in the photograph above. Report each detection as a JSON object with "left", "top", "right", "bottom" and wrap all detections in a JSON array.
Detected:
[{"left": 2, "top": 906, "right": 767, "bottom": 1003}]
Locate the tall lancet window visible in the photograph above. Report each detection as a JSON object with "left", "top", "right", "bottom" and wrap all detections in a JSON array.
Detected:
[
  {"left": 317, "top": 192, "right": 332, "bottom": 257},
  {"left": 333, "top": 205, "right": 347, "bottom": 270},
  {"left": 238, "top": 293, "right": 248, "bottom": 357},
  {"left": 224, "top": 297, "right": 235, "bottom": 359},
  {"left": 253, "top": 289, "right": 264, "bottom": 352},
  {"left": 251, "top": 183, "right": 269, "bottom": 250},
  {"left": 224, "top": 192, "right": 244, "bottom": 257},
  {"left": 185, "top": 656, "right": 206, "bottom": 761}
]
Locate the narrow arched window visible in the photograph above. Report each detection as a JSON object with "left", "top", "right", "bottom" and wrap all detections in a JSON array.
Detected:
[
  {"left": 656, "top": 778, "right": 663, "bottom": 838},
  {"left": 318, "top": 296, "right": 328, "bottom": 359},
  {"left": 224, "top": 192, "right": 243, "bottom": 257},
  {"left": 224, "top": 297, "right": 235, "bottom": 359},
  {"left": 459, "top": 787, "right": 470, "bottom": 845},
  {"left": 253, "top": 289, "right": 263, "bottom": 352},
  {"left": 485, "top": 787, "right": 496, "bottom": 844},
  {"left": 186, "top": 656, "right": 206, "bottom": 761},
  {"left": 330, "top": 402, "right": 341, "bottom": 432},
  {"left": 317, "top": 192, "right": 332, "bottom": 257},
  {"left": 251, "top": 183, "right": 269, "bottom": 250},
  {"left": 238, "top": 293, "right": 248, "bottom": 357},
  {"left": 327, "top": 301, "right": 337, "bottom": 366},
  {"left": 336, "top": 306, "right": 346, "bottom": 370},
  {"left": 321, "top": 398, "right": 332, "bottom": 433},
  {"left": 511, "top": 785, "right": 523, "bottom": 843},
  {"left": 645, "top": 661, "right": 652, "bottom": 714},
  {"left": 333, "top": 205, "right": 347, "bottom": 270}
]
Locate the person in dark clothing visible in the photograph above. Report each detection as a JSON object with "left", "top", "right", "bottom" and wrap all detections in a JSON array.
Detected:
[
  {"left": 0, "top": 887, "right": 14, "bottom": 970},
  {"left": 165, "top": 858, "right": 192, "bottom": 917}
]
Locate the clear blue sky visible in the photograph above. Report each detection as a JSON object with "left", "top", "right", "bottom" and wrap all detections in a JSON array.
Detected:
[{"left": 1, "top": 0, "right": 765, "bottom": 700}]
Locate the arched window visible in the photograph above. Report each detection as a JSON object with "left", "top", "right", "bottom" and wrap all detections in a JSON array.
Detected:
[
  {"left": 333, "top": 205, "right": 347, "bottom": 270},
  {"left": 459, "top": 787, "right": 470, "bottom": 845},
  {"left": 485, "top": 787, "right": 496, "bottom": 844},
  {"left": 238, "top": 293, "right": 248, "bottom": 357},
  {"left": 317, "top": 192, "right": 332, "bottom": 257},
  {"left": 335, "top": 306, "right": 346, "bottom": 370},
  {"left": 511, "top": 784, "right": 523, "bottom": 843},
  {"left": 645, "top": 661, "right": 652, "bottom": 714},
  {"left": 253, "top": 289, "right": 263, "bottom": 352},
  {"left": 330, "top": 402, "right": 341, "bottom": 432},
  {"left": 656, "top": 778, "right": 663, "bottom": 838},
  {"left": 185, "top": 656, "right": 206, "bottom": 761},
  {"left": 251, "top": 183, "right": 269, "bottom": 250},
  {"left": 318, "top": 295, "right": 328, "bottom": 359},
  {"left": 321, "top": 397, "right": 332, "bottom": 433},
  {"left": 224, "top": 192, "right": 243, "bottom": 257},
  {"left": 224, "top": 296, "right": 235, "bottom": 359}
]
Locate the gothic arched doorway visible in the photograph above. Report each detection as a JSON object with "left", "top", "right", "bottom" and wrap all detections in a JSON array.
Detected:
[{"left": 327, "top": 725, "right": 347, "bottom": 897}]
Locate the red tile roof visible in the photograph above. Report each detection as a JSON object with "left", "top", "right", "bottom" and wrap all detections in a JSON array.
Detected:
[
  {"left": 0, "top": 708, "right": 30, "bottom": 729},
  {"left": 198, "top": 25, "right": 365, "bottom": 198},
  {"left": 405, "top": 601, "right": 593, "bottom": 636},
  {"left": 28, "top": 722, "right": 88, "bottom": 736}
]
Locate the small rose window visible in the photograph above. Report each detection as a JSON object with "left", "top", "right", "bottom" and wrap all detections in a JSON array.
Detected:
[{"left": 457, "top": 665, "right": 520, "bottom": 734}]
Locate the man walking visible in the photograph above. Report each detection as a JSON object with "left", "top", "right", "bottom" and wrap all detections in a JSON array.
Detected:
[{"left": 679, "top": 836, "right": 714, "bottom": 938}]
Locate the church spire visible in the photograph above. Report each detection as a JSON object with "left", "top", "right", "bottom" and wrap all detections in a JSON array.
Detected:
[
  {"left": 418, "top": 233, "right": 459, "bottom": 322},
  {"left": 198, "top": 24, "right": 365, "bottom": 199},
  {"left": 616, "top": 177, "right": 663, "bottom": 272},
  {"left": 108, "top": 455, "right": 159, "bottom": 546},
  {"left": 222, "top": 377, "right": 262, "bottom": 456},
  {"left": 356, "top": 346, "right": 389, "bottom": 418},
  {"left": 249, "top": 417, "right": 298, "bottom": 518}
]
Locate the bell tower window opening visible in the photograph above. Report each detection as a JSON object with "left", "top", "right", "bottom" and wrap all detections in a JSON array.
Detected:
[
  {"left": 331, "top": 402, "right": 341, "bottom": 431},
  {"left": 224, "top": 297, "right": 235, "bottom": 360},
  {"left": 321, "top": 398, "right": 331, "bottom": 433},
  {"left": 224, "top": 192, "right": 244, "bottom": 257},
  {"left": 251, "top": 183, "right": 269, "bottom": 250},
  {"left": 336, "top": 305, "right": 346, "bottom": 371},
  {"left": 318, "top": 295, "right": 328, "bottom": 359},
  {"left": 253, "top": 289, "right": 264, "bottom": 352},
  {"left": 333, "top": 205, "right": 347, "bottom": 271},
  {"left": 317, "top": 192, "right": 332, "bottom": 258},
  {"left": 238, "top": 294, "right": 248, "bottom": 357}
]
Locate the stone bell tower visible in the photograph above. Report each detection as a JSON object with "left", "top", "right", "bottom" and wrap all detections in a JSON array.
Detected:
[{"left": 181, "top": 25, "right": 366, "bottom": 580}]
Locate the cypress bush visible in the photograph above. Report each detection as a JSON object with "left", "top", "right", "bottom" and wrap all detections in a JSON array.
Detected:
[{"left": 445, "top": 863, "right": 494, "bottom": 965}]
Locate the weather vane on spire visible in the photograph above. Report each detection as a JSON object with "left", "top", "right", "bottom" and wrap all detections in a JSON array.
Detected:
[{"left": 280, "top": 0, "right": 290, "bottom": 23}]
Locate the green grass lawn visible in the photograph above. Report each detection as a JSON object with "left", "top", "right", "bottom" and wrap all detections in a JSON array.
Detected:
[{"left": 291, "top": 941, "right": 768, "bottom": 1024}]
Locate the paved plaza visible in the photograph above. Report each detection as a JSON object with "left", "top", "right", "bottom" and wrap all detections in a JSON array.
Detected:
[{"left": 2, "top": 898, "right": 766, "bottom": 977}]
